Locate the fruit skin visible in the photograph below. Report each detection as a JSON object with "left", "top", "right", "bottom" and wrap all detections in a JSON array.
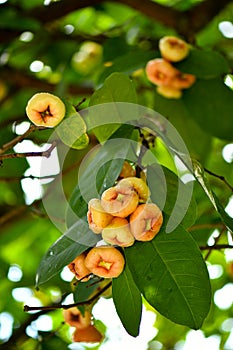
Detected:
[
  {"left": 63, "top": 307, "right": 92, "bottom": 329},
  {"left": 26, "top": 92, "right": 65, "bottom": 127},
  {"left": 87, "top": 198, "right": 113, "bottom": 234},
  {"left": 130, "top": 203, "right": 163, "bottom": 241},
  {"left": 116, "top": 177, "right": 150, "bottom": 203},
  {"left": 119, "top": 161, "right": 136, "bottom": 178},
  {"left": 72, "top": 41, "right": 103, "bottom": 75},
  {"left": 102, "top": 217, "right": 135, "bottom": 247},
  {"left": 85, "top": 246, "right": 125, "bottom": 278},
  {"left": 159, "top": 36, "right": 190, "bottom": 62},
  {"left": 145, "top": 58, "right": 180, "bottom": 86},
  {"left": 72, "top": 324, "right": 103, "bottom": 343},
  {"left": 156, "top": 85, "right": 182, "bottom": 99},
  {"left": 101, "top": 185, "right": 139, "bottom": 218},
  {"left": 68, "top": 253, "right": 91, "bottom": 282},
  {"left": 169, "top": 72, "right": 196, "bottom": 89}
]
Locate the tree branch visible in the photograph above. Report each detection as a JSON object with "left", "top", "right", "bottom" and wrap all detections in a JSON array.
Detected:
[
  {"left": 200, "top": 244, "right": 233, "bottom": 250},
  {"left": 1, "top": 0, "right": 232, "bottom": 43},
  {"left": 0, "top": 141, "right": 57, "bottom": 161},
  {"left": 0, "top": 124, "right": 45, "bottom": 155},
  {"left": 0, "top": 205, "right": 28, "bottom": 227},
  {"left": 1, "top": 66, "right": 94, "bottom": 96},
  {"left": 24, "top": 280, "right": 112, "bottom": 312},
  {"left": 204, "top": 167, "right": 233, "bottom": 192}
]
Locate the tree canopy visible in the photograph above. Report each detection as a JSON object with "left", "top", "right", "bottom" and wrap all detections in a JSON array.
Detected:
[{"left": 0, "top": 0, "right": 233, "bottom": 349}]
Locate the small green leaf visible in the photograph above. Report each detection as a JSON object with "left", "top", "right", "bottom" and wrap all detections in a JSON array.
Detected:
[
  {"left": 88, "top": 73, "right": 137, "bottom": 142},
  {"left": 147, "top": 164, "right": 197, "bottom": 230},
  {"left": 36, "top": 219, "right": 100, "bottom": 286},
  {"left": 73, "top": 278, "right": 100, "bottom": 303},
  {"left": 66, "top": 131, "right": 134, "bottom": 227},
  {"left": 125, "top": 222, "right": 211, "bottom": 329},
  {"left": 56, "top": 110, "right": 89, "bottom": 150},
  {"left": 175, "top": 48, "right": 230, "bottom": 78},
  {"left": 98, "top": 50, "right": 156, "bottom": 83},
  {"left": 193, "top": 160, "right": 233, "bottom": 232},
  {"left": 112, "top": 264, "right": 142, "bottom": 337}
]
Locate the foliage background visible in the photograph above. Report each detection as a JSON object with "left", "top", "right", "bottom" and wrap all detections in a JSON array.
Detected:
[{"left": 0, "top": 0, "right": 233, "bottom": 349}]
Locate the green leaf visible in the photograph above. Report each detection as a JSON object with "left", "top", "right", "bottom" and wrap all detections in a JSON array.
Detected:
[
  {"left": 99, "top": 50, "right": 156, "bottom": 83},
  {"left": 147, "top": 164, "right": 197, "bottom": 230},
  {"left": 175, "top": 48, "right": 230, "bottom": 79},
  {"left": 125, "top": 222, "right": 211, "bottom": 329},
  {"left": 56, "top": 108, "right": 89, "bottom": 150},
  {"left": 183, "top": 78, "right": 233, "bottom": 140},
  {"left": 66, "top": 129, "right": 134, "bottom": 227},
  {"left": 192, "top": 160, "right": 233, "bottom": 232},
  {"left": 73, "top": 278, "right": 100, "bottom": 303},
  {"left": 36, "top": 219, "right": 100, "bottom": 286},
  {"left": 88, "top": 73, "right": 137, "bottom": 142},
  {"left": 112, "top": 264, "right": 142, "bottom": 337}
]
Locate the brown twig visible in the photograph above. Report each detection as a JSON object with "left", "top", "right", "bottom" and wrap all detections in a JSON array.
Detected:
[
  {"left": 1, "top": 66, "right": 94, "bottom": 96},
  {"left": 0, "top": 141, "right": 57, "bottom": 161},
  {"left": 24, "top": 280, "right": 112, "bottom": 312},
  {"left": 204, "top": 227, "right": 226, "bottom": 260},
  {"left": 0, "top": 124, "right": 46, "bottom": 155},
  {"left": 200, "top": 244, "right": 233, "bottom": 250},
  {"left": 204, "top": 167, "right": 233, "bottom": 192},
  {"left": 0, "top": 205, "right": 27, "bottom": 227}
]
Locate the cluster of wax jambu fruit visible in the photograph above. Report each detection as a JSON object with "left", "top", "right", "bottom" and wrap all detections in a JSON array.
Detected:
[
  {"left": 67, "top": 161, "right": 163, "bottom": 284},
  {"left": 145, "top": 36, "right": 196, "bottom": 99}
]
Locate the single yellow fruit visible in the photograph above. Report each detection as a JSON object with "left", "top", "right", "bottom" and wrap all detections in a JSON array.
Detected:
[
  {"left": 26, "top": 92, "right": 65, "bottom": 127},
  {"left": 159, "top": 36, "right": 190, "bottom": 62},
  {"left": 156, "top": 85, "right": 182, "bottom": 99}
]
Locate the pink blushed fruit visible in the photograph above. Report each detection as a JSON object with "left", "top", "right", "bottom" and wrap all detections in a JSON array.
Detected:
[
  {"left": 102, "top": 217, "right": 135, "bottom": 247},
  {"left": 101, "top": 185, "right": 139, "bottom": 218},
  {"left": 63, "top": 307, "right": 92, "bottom": 329},
  {"left": 119, "top": 161, "right": 136, "bottom": 178},
  {"left": 26, "top": 92, "right": 65, "bottom": 127},
  {"left": 145, "top": 58, "right": 180, "bottom": 86},
  {"left": 130, "top": 203, "right": 163, "bottom": 241},
  {"left": 170, "top": 72, "right": 196, "bottom": 89},
  {"left": 85, "top": 246, "right": 125, "bottom": 278},
  {"left": 116, "top": 177, "right": 150, "bottom": 202},
  {"left": 68, "top": 253, "right": 91, "bottom": 282},
  {"left": 72, "top": 324, "right": 103, "bottom": 343}
]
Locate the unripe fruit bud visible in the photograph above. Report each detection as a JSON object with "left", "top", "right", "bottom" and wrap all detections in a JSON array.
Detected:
[
  {"left": 145, "top": 58, "right": 180, "bottom": 86},
  {"left": 72, "top": 324, "right": 103, "bottom": 343},
  {"left": 87, "top": 198, "right": 113, "bottom": 234},
  {"left": 101, "top": 185, "right": 139, "bottom": 218},
  {"left": 156, "top": 85, "right": 182, "bottom": 99},
  {"left": 159, "top": 36, "right": 190, "bottom": 62},
  {"left": 102, "top": 217, "right": 135, "bottom": 247},
  {"left": 26, "top": 92, "right": 65, "bottom": 127},
  {"left": 68, "top": 253, "right": 91, "bottom": 282},
  {"left": 116, "top": 177, "right": 150, "bottom": 202},
  {"left": 130, "top": 203, "right": 163, "bottom": 241},
  {"left": 85, "top": 246, "right": 125, "bottom": 278},
  {"left": 72, "top": 41, "right": 103, "bottom": 75},
  {"left": 63, "top": 307, "right": 91, "bottom": 329},
  {"left": 119, "top": 161, "right": 136, "bottom": 178}
]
